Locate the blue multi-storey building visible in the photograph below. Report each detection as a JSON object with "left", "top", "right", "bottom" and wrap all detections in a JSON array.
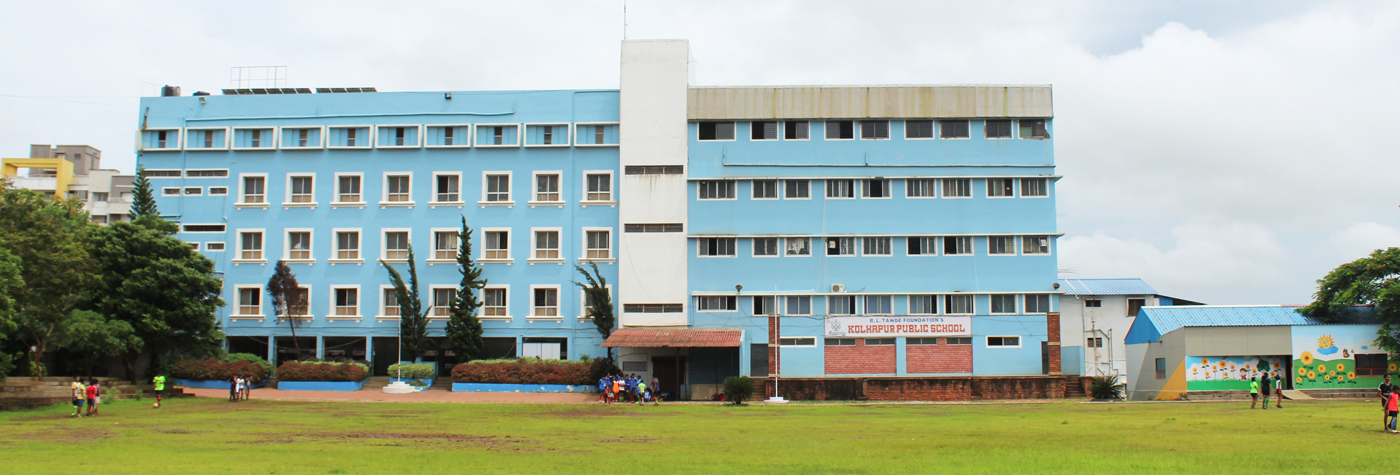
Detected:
[{"left": 138, "top": 40, "right": 1064, "bottom": 399}]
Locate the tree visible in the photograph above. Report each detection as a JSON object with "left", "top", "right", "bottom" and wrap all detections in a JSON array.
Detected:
[
  {"left": 0, "top": 188, "right": 95, "bottom": 377},
  {"left": 446, "top": 218, "right": 485, "bottom": 363},
  {"left": 86, "top": 221, "right": 224, "bottom": 380},
  {"left": 267, "top": 260, "right": 306, "bottom": 360},
  {"left": 573, "top": 262, "right": 616, "bottom": 363},
  {"left": 382, "top": 245, "right": 430, "bottom": 361},
  {"left": 130, "top": 165, "right": 159, "bottom": 219},
  {"left": 1301, "top": 247, "right": 1400, "bottom": 353},
  {"left": 63, "top": 310, "right": 140, "bottom": 377}
]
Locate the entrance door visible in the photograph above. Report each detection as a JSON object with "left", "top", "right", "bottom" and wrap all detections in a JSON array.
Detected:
[
  {"left": 652, "top": 356, "right": 687, "bottom": 398},
  {"left": 1041, "top": 342, "right": 1050, "bottom": 375}
]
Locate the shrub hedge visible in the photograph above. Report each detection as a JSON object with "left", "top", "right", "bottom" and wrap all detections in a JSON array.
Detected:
[
  {"left": 171, "top": 359, "right": 269, "bottom": 384},
  {"left": 223, "top": 353, "right": 273, "bottom": 375},
  {"left": 387, "top": 363, "right": 435, "bottom": 380},
  {"left": 275, "top": 361, "right": 371, "bottom": 382},
  {"left": 453, "top": 357, "right": 608, "bottom": 385}
]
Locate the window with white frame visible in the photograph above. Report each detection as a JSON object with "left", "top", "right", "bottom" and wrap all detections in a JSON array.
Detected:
[
  {"left": 862, "top": 237, "right": 891, "bottom": 256},
  {"left": 535, "top": 173, "right": 560, "bottom": 202},
  {"left": 1019, "top": 119, "right": 1050, "bottom": 139},
  {"left": 826, "top": 237, "right": 854, "bottom": 256},
  {"left": 988, "top": 236, "right": 1015, "bottom": 255},
  {"left": 184, "top": 187, "right": 202, "bottom": 196},
  {"left": 907, "top": 179, "right": 937, "bottom": 197},
  {"left": 779, "top": 337, "right": 816, "bottom": 347},
  {"left": 1022, "top": 178, "right": 1047, "bottom": 197},
  {"left": 944, "top": 236, "right": 973, "bottom": 256},
  {"left": 942, "top": 178, "right": 971, "bottom": 198},
  {"left": 751, "top": 121, "right": 778, "bottom": 140},
  {"left": 939, "top": 120, "right": 970, "bottom": 138},
  {"left": 909, "top": 295, "right": 936, "bottom": 315},
  {"left": 290, "top": 176, "right": 314, "bottom": 203},
  {"left": 436, "top": 174, "right": 460, "bottom": 202},
  {"left": 908, "top": 237, "right": 938, "bottom": 256},
  {"left": 987, "top": 336, "right": 1021, "bottom": 347},
  {"left": 1088, "top": 337, "right": 1104, "bottom": 348},
  {"left": 237, "top": 288, "right": 262, "bottom": 315},
  {"left": 752, "top": 296, "right": 776, "bottom": 315},
  {"left": 985, "top": 120, "right": 1013, "bottom": 138},
  {"left": 287, "top": 231, "right": 312, "bottom": 260},
  {"left": 698, "top": 238, "right": 736, "bottom": 257},
  {"left": 860, "top": 120, "right": 890, "bottom": 139},
  {"left": 825, "top": 120, "right": 854, "bottom": 140},
  {"left": 698, "top": 180, "right": 735, "bottom": 200},
  {"left": 752, "top": 180, "right": 778, "bottom": 199},
  {"left": 334, "top": 288, "right": 359, "bottom": 316},
  {"left": 384, "top": 231, "right": 409, "bottom": 260},
  {"left": 786, "top": 296, "right": 812, "bottom": 315},
  {"left": 533, "top": 230, "right": 560, "bottom": 259},
  {"left": 987, "top": 178, "right": 1014, "bottom": 198},
  {"left": 698, "top": 122, "right": 735, "bottom": 140},
  {"left": 826, "top": 179, "right": 855, "bottom": 198},
  {"left": 828, "top": 295, "right": 856, "bottom": 315},
  {"left": 382, "top": 288, "right": 400, "bottom": 316},
  {"left": 784, "top": 121, "right": 809, "bottom": 139},
  {"left": 337, "top": 175, "right": 361, "bottom": 203},
  {"left": 991, "top": 294, "right": 1017, "bottom": 314},
  {"left": 205, "top": 242, "right": 226, "bottom": 251},
  {"left": 484, "top": 230, "right": 509, "bottom": 259},
  {"left": 336, "top": 231, "right": 360, "bottom": 260},
  {"left": 1023, "top": 235, "right": 1050, "bottom": 255},
  {"left": 434, "top": 231, "right": 458, "bottom": 260},
  {"left": 864, "top": 295, "right": 892, "bottom": 315},
  {"left": 533, "top": 288, "right": 558, "bottom": 316},
  {"left": 785, "top": 237, "right": 811, "bottom": 256},
  {"left": 585, "top": 173, "right": 612, "bottom": 201},
  {"left": 483, "top": 288, "right": 507, "bottom": 317},
  {"left": 239, "top": 231, "right": 263, "bottom": 260},
  {"left": 697, "top": 296, "right": 737, "bottom": 311},
  {"left": 585, "top": 230, "right": 610, "bottom": 259},
  {"left": 784, "top": 180, "right": 809, "bottom": 199},
  {"left": 386, "top": 174, "right": 411, "bottom": 202},
  {"left": 906, "top": 120, "right": 934, "bottom": 139},
  {"left": 288, "top": 287, "right": 310, "bottom": 316},
  {"left": 945, "top": 294, "right": 974, "bottom": 314},
  {"left": 242, "top": 176, "right": 265, "bottom": 203},
  {"left": 485, "top": 174, "right": 510, "bottom": 202},
  {"left": 1084, "top": 299, "right": 1102, "bottom": 308},
  {"left": 1025, "top": 294, "right": 1051, "bottom": 313},
  {"left": 753, "top": 238, "right": 778, "bottom": 257},
  {"left": 862, "top": 179, "right": 890, "bottom": 198},
  {"left": 432, "top": 288, "right": 455, "bottom": 317}
]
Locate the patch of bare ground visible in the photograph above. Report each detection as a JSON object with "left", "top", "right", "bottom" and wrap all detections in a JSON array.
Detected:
[
  {"left": 599, "top": 436, "right": 657, "bottom": 444},
  {"left": 153, "top": 429, "right": 209, "bottom": 434}
]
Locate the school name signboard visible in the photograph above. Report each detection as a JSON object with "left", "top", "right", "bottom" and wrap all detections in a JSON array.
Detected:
[{"left": 825, "top": 316, "right": 972, "bottom": 337}]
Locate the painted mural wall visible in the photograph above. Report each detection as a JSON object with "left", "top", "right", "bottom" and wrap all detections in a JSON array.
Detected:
[
  {"left": 1291, "top": 324, "right": 1389, "bottom": 390},
  {"left": 1185, "top": 356, "right": 1288, "bottom": 391}
]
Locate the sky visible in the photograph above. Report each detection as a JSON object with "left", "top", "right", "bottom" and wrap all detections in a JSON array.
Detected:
[{"left": 1, "top": 0, "right": 1396, "bottom": 305}]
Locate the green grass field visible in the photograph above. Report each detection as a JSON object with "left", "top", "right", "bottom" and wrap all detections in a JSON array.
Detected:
[{"left": 0, "top": 397, "right": 1392, "bottom": 474}]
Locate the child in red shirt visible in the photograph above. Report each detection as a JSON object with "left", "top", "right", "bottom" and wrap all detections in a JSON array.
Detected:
[{"left": 1386, "top": 392, "right": 1398, "bottom": 433}]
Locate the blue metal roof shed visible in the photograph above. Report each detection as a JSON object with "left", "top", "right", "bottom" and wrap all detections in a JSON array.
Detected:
[
  {"left": 1125, "top": 305, "right": 1379, "bottom": 345},
  {"left": 1058, "top": 278, "right": 1157, "bottom": 296}
]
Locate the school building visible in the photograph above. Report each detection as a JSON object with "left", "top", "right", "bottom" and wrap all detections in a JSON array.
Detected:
[{"left": 139, "top": 39, "right": 1068, "bottom": 400}]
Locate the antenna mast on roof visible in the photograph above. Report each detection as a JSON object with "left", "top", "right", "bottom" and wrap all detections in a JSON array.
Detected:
[
  {"left": 623, "top": 0, "right": 628, "bottom": 40},
  {"left": 230, "top": 66, "right": 287, "bottom": 89}
]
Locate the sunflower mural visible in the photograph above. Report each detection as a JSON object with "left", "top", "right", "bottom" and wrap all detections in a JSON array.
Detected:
[
  {"left": 1186, "top": 356, "right": 1275, "bottom": 391},
  {"left": 1301, "top": 351, "right": 1314, "bottom": 366},
  {"left": 1294, "top": 327, "right": 1386, "bottom": 389}
]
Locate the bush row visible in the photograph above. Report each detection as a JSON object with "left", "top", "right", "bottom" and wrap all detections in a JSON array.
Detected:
[
  {"left": 387, "top": 363, "right": 436, "bottom": 380},
  {"left": 453, "top": 357, "right": 612, "bottom": 385},
  {"left": 275, "top": 361, "right": 371, "bottom": 382},
  {"left": 171, "top": 359, "right": 269, "bottom": 384}
]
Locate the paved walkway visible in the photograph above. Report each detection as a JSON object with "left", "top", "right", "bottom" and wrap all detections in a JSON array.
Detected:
[{"left": 183, "top": 387, "right": 597, "bottom": 404}]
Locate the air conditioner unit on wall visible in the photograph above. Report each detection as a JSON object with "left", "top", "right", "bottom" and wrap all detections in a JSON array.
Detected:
[{"left": 831, "top": 284, "right": 845, "bottom": 293}]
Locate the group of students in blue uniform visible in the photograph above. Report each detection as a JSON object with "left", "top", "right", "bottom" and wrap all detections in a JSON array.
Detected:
[{"left": 599, "top": 374, "right": 661, "bottom": 405}]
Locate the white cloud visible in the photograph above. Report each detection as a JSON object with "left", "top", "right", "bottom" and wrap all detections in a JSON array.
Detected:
[{"left": 1328, "top": 222, "right": 1400, "bottom": 263}]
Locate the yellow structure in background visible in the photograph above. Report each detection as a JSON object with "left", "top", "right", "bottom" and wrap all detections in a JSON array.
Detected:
[{"left": 1, "top": 158, "right": 76, "bottom": 198}]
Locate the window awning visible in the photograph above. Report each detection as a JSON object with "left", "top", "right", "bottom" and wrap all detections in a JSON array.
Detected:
[{"left": 600, "top": 328, "right": 742, "bottom": 348}]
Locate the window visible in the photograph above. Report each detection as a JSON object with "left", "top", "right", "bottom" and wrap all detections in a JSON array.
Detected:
[
  {"left": 594, "top": 126, "right": 604, "bottom": 144},
  {"left": 826, "top": 179, "right": 854, "bottom": 198},
  {"left": 985, "top": 120, "right": 1012, "bottom": 138},
  {"left": 162, "top": 187, "right": 180, "bottom": 196},
  {"left": 944, "top": 236, "right": 973, "bottom": 255},
  {"left": 337, "top": 175, "right": 361, "bottom": 203},
  {"left": 143, "top": 169, "right": 182, "bottom": 178},
  {"left": 698, "top": 122, "right": 736, "bottom": 140},
  {"left": 533, "top": 288, "right": 558, "bottom": 316},
  {"left": 906, "top": 120, "right": 934, "bottom": 139},
  {"left": 287, "top": 232, "right": 311, "bottom": 260},
  {"left": 88, "top": 192, "right": 108, "bottom": 202},
  {"left": 493, "top": 126, "right": 504, "bottom": 145},
  {"left": 786, "top": 296, "right": 812, "bottom": 315},
  {"left": 1022, "top": 235, "right": 1050, "bottom": 255},
  {"left": 779, "top": 337, "right": 816, "bottom": 347},
  {"left": 386, "top": 175, "right": 411, "bottom": 202},
  {"left": 825, "top": 338, "right": 856, "bottom": 346},
  {"left": 784, "top": 121, "right": 809, "bottom": 140},
  {"left": 828, "top": 296, "right": 856, "bottom": 315},
  {"left": 624, "top": 166, "right": 683, "bottom": 175},
  {"left": 699, "top": 238, "right": 736, "bottom": 257},
  {"left": 752, "top": 296, "right": 776, "bottom": 315},
  {"left": 91, "top": 215, "right": 108, "bottom": 225},
  {"left": 942, "top": 178, "right": 971, "bottom": 197},
  {"left": 909, "top": 295, "right": 936, "bottom": 314},
  {"left": 203, "top": 130, "right": 214, "bottom": 148},
  {"left": 826, "top": 237, "right": 854, "bottom": 256},
  {"left": 1026, "top": 294, "right": 1051, "bottom": 313},
  {"left": 182, "top": 224, "right": 224, "bottom": 233},
  {"left": 336, "top": 231, "right": 360, "bottom": 260},
  {"left": 205, "top": 242, "right": 225, "bottom": 251},
  {"left": 785, "top": 237, "right": 810, "bottom": 256},
  {"left": 939, "top": 120, "right": 970, "bottom": 138},
  {"left": 285, "top": 287, "right": 309, "bottom": 317},
  {"left": 907, "top": 237, "right": 938, "bottom": 256},
  {"left": 862, "top": 237, "right": 891, "bottom": 256},
  {"left": 434, "top": 231, "right": 458, "bottom": 260},
  {"left": 484, "top": 231, "right": 509, "bottom": 259},
  {"left": 825, "top": 120, "right": 854, "bottom": 139},
  {"left": 298, "top": 128, "right": 310, "bottom": 147},
  {"left": 862, "top": 179, "right": 890, "bottom": 198},
  {"left": 290, "top": 176, "right": 314, "bottom": 203},
  {"left": 860, "top": 121, "right": 890, "bottom": 139},
  {"left": 784, "top": 180, "right": 809, "bottom": 199},
  {"left": 988, "top": 236, "right": 1015, "bottom": 255},
  {"left": 382, "top": 231, "right": 409, "bottom": 260},
  {"left": 865, "top": 338, "right": 895, "bottom": 346},
  {"left": 751, "top": 121, "right": 778, "bottom": 140},
  {"left": 624, "top": 224, "right": 684, "bottom": 233},
  {"left": 991, "top": 294, "right": 1017, "bottom": 314},
  {"left": 1020, "top": 119, "right": 1049, "bottom": 139},
  {"left": 1127, "top": 298, "right": 1146, "bottom": 317},
  {"left": 1155, "top": 358, "right": 1167, "bottom": 380},
  {"left": 1022, "top": 178, "right": 1047, "bottom": 197},
  {"left": 988, "top": 179, "right": 1014, "bottom": 197},
  {"left": 433, "top": 288, "right": 456, "bottom": 317},
  {"left": 242, "top": 176, "right": 265, "bottom": 203},
  {"left": 584, "top": 230, "right": 611, "bottom": 259},
  {"left": 753, "top": 238, "right": 778, "bottom": 257},
  {"left": 210, "top": 187, "right": 227, "bottom": 196},
  {"left": 443, "top": 127, "right": 455, "bottom": 146},
  {"left": 945, "top": 295, "right": 974, "bottom": 314},
  {"left": 483, "top": 288, "right": 507, "bottom": 317},
  {"left": 697, "top": 296, "right": 737, "bottom": 311},
  {"left": 240, "top": 232, "right": 263, "bottom": 260},
  {"left": 485, "top": 174, "right": 510, "bottom": 202},
  {"left": 234, "top": 287, "right": 262, "bottom": 315},
  {"left": 623, "top": 304, "right": 685, "bottom": 313},
  {"left": 698, "top": 180, "right": 735, "bottom": 200},
  {"left": 987, "top": 336, "right": 1020, "bottom": 347},
  {"left": 1084, "top": 299, "right": 1102, "bottom": 308},
  {"left": 157, "top": 130, "right": 169, "bottom": 148},
  {"left": 752, "top": 180, "right": 778, "bottom": 199},
  {"left": 586, "top": 173, "right": 612, "bottom": 201},
  {"left": 382, "top": 288, "right": 400, "bottom": 316},
  {"left": 183, "top": 187, "right": 203, "bottom": 196},
  {"left": 907, "top": 179, "right": 937, "bottom": 197},
  {"left": 436, "top": 175, "right": 460, "bottom": 202},
  {"left": 908, "top": 338, "right": 939, "bottom": 345},
  {"left": 533, "top": 230, "right": 560, "bottom": 259},
  {"left": 250, "top": 129, "right": 263, "bottom": 147},
  {"left": 186, "top": 169, "right": 229, "bottom": 178},
  {"left": 1087, "top": 338, "right": 1104, "bottom": 348},
  {"left": 535, "top": 174, "right": 560, "bottom": 202},
  {"left": 335, "top": 288, "right": 358, "bottom": 316},
  {"left": 1356, "top": 354, "right": 1389, "bottom": 376},
  {"left": 864, "top": 295, "right": 892, "bottom": 315},
  {"left": 346, "top": 128, "right": 358, "bottom": 147}
]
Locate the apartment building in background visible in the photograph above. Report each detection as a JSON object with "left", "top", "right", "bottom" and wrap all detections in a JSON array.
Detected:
[
  {"left": 2, "top": 144, "right": 133, "bottom": 224},
  {"left": 1057, "top": 278, "right": 1203, "bottom": 381}
]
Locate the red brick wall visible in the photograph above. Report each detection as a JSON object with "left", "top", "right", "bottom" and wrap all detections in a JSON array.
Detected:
[
  {"left": 905, "top": 339, "right": 973, "bottom": 374},
  {"left": 761, "top": 376, "right": 1067, "bottom": 401},
  {"left": 1046, "top": 312, "right": 1062, "bottom": 375},
  {"left": 824, "top": 340, "right": 897, "bottom": 374}
]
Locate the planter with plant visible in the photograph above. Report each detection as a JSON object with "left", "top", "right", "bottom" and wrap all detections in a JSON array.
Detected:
[
  {"left": 388, "top": 362, "right": 436, "bottom": 392},
  {"left": 450, "top": 357, "right": 609, "bottom": 392},
  {"left": 275, "top": 360, "right": 371, "bottom": 391},
  {"left": 170, "top": 353, "right": 272, "bottom": 389}
]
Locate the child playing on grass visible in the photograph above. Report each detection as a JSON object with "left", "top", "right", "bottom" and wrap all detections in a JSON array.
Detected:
[
  {"left": 70, "top": 377, "right": 85, "bottom": 418},
  {"left": 1274, "top": 372, "right": 1284, "bottom": 408},
  {"left": 1260, "top": 373, "right": 1271, "bottom": 410},
  {"left": 85, "top": 378, "right": 100, "bottom": 416},
  {"left": 1387, "top": 391, "right": 1398, "bottom": 433},
  {"left": 152, "top": 374, "right": 166, "bottom": 407},
  {"left": 1249, "top": 377, "right": 1259, "bottom": 409}
]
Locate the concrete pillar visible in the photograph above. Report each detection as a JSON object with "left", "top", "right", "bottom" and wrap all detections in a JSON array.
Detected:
[
  {"left": 768, "top": 314, "right": 779, "bottom": 398},
  {"left": 516, "top": 335, "right": 524, "bottom": 358},
  {"left": 366, "top": 336, "right": 374, "bottom": 366},
  {"left": 1047, "top": 312, "right": 1062, "bottom": 376},
  {"left": 267, "top": 336, "right": 276, "bottom": 366},
  {"left": 739, "top": 337, "right": 751, "bottom": 377},
  {"left": 895, "top": 337, "right": 907, "bottom": 376},
  {"left": 316, "top": 335, "right": 324, "bottom": 359}
]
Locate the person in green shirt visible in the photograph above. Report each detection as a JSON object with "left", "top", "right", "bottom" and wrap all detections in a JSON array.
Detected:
[
  {"left": 1249, "top": 376, "right": 1260, "bottom": 409},
  {"left": 152, "top": 375, "right": 166, "bottom": 407}
]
